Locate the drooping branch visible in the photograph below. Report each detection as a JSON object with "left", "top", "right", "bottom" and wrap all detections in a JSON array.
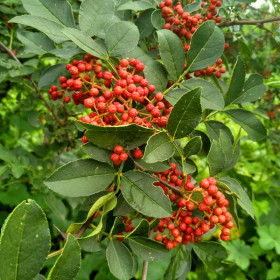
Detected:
[
  {"left": 0, "top": 42, "right": 66, "bottom": 127},
  {"left": 218, "top": 16, "right": 280, "bottom": 28}
]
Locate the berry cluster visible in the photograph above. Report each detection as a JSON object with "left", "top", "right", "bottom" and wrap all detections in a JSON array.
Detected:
[
  {"left": 48, "top": 55, "right": 171, "bottom": 131},
  {"left": 152, "top": 164, "right": 233, "bottom": 249},
  {"left": 194, "top": 58, "right": 226, "bottom": 78},
  {"left": 160, "top": 0, "right": 222, "bottom": 40},
  {"left": 111, "top": 145, "right": 128, "bottom": 166}
]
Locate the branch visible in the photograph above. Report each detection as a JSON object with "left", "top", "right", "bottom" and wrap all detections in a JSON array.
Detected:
[
  {"left": 219, "top": 16, "right": 280, "bottom": 28},
  {"left": 141, "top": 231, "right": 153, "bottom": 280},
  {"left": 0, "top": 42, "right": 66, "bottom": 127}
]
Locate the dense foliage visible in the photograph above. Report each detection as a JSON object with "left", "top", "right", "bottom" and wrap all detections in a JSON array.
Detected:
[{"left": 0, "top": 0, "right": 279, "bottom": 279}]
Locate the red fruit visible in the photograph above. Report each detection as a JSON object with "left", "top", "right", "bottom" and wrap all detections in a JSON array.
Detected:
[
  {"left": 148, "top": 85, "right": 156, "bottom": 92},
  {"left": 208, "top": 185, "right": 218, "bottom": 195},
  {"left": 59, "top": 76, "right": 67, "bottom": 83},
  {"left": 120, "top": 59, "right": 129, "bottom": 68},
  {"left": 73, "top": 79, "right": 83, "bottom": 90},
  {"left": 201, "top": 223, "right": 210, "bottom": 233},
  {"left": 155, "top": 233, "right": 163, "bottom": 241},
  {"left": 155, "top": 92, "right": 164, "bottom": 101},
  {"left": 222, "top": 227, "right": 231, "bottom": 236},
  {"left": 108, "top": 104, "right": 117, "bottom": 114},
  {"left": 184, "top": 216, "right": 192, "bottom": 225},
  {"left": 84, "top": 97, "right": 95, "bottom": 108},
  {"left": 133, "top": 148, "right": 143, "bottom": 159},
  {"left": 198, "top": 202, "right": 208, "bottom": 212},
  {"left": 203, "top": 196, "right": 214, "bottom": 206},
  {"left": 166, "top": 241, "right": 174, "bottom": 250},
  {"left": 225, "top": 221, "right": 234, "bottom": 229},
  {"left": 207, "top": 177, "right": 216, "bottom": 185},
  {"left": 213, "top": 207, "right": 223, "bottom": 216},
  {"left": 192, "top": 216, "right": 200, "bottom": 224},
  {"left": 171, "top": 228, "right": 180, "bottom": 237},
  {"left": 195, "top": 227, "right": 203, "bottom": 236},
  {"left": 184, "top": 181, "right": 194, "bottom": 191},
  {"left": 69, "top": 66, "right": 79, "bottom": 75},
  {"left": 220, "top": 235, "right": 229, "bottom": 241},
  {"left": 82, "top": 135, "right": 88, "bottom": 143},
  {"left": 210, "top": 215, "right": 219, "bottom": 224},
  {"left": 119, "top": 152, "right": 128, "bottom": 161},
  {"left": 128, "top": 108, "right": 138, "bottom": 117},
  {"left": 114, "top": 145, "right": 123, "bottom": 154},
  {"left": 89, "top": 88, "right": 99, "bottom": 96},
  {"left": 177, "top": 198, "right": 187, "bottom": 208},
  {"left": 186, "top": 201, "right": 195, "bottom": 211},
  {"left": 218, "top": 215, "right": 226, "bottom": 224},
  {"left": 77, "top": 63, "right": 86, "bottom": 72},
  {"left": 200, "top": 178, "right": 210, "bottom": 189},
  {"left": 168, "top": 223, "right": 175, "bottom": 230},
  {"left": 111, "top": 153, "right": 120, "bottom": 162},
  {"left": 64, "top": 96, "right": 71, "bottom": 103},
  {"left": 151, "top": 108, "right": 161, "bottom": 118}
]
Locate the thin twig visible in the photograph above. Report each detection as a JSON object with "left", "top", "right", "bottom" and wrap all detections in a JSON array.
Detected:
[
  {"left": 219, "top": 16, "right": 280, "bottom": 28},
  {"left": 53, "top": 224, "right": 68, "bottom": 241},
  {"left": 0, "top": 42, "right": 66, "bottom": 127},
  {"left": 51, "top": 150, "right": 64, "bottom": 169},
  {"left": 141, "top": 231, "right": 153, "bottom": 280},
  {"left": 73, "top": 216, "right": 95, "bottom": 238}
]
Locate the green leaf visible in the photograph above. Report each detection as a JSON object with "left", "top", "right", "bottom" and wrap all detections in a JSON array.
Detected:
[
  {"left": 218, "top": 177, "right": 254, "bottom": 219},
  {"left": 187, "top": 21, "right": 225, "bottom": 72},
  {"left": 121, "top": 171, "right": 172, "bottom": 218},
  {"left": 224, "top": 56, "right": 246, "bottom": 105},
  {"left": 151, "top": 9, "right": 165, "bottom": 30},
  {"left": 182, "top": 158, "right": 197, "bottom": 175},
  {"left": 193, "top": 242, "right": 227, "bottom": 272},
  {"left": 106, "top": 240, "right": 134, "bottom": 280},
  {"left": 110, "top": 217, "right": 126, "bottom": 236},
  {"left": 47, "top": 234, "right": 81, "bottom": 280},
  {"left": 225, "top": 194, "right": 239, "bottom": 229},
  {"left": 191, "top": 130, "right": 210, "bottom": 156},
  {"left": 164, "top": 244, "right": 192, "bottom": 280},
  {"left": 207, "top": 139, "right": 225, "bottom": 176},
  {"left": 234, "top": 74, "right": 267, "bottom": 104},
  {"left": 45, "top": 159, "right": 116, "bottom": 197},
  {"left": 128, "top": 237, "right": 170, "bottom": 261},
  {"left": 80, "top": 123, "right": 154, "bottom": 150},
  {"left": 225, "top": 109, "right": 267, "bottom": 141},
  {"left": 79, "top": 0, "right": 115, "bottom": 37},
  {"left": 120, "top": 46, "right": 153, "bottom": 65},
  {"left": 222, "top": 239, "right": 255, "bottom": 270},
  {"left": 125, "top": 219, "right": 150, "bottom": 238},
  {"left": 105, "top": 21, "right": 139, "bottom": 57},
  {"left": 143, "top": 132, "right": 175, "bottom": 163},
  {"left": 183, "top": 1, "right": 201, "bottom": 13},
  {"left": 183, "top": 136, "right": 202, "bottom": 158},
  {"left": 113, "top": 194, "right": 134, "bottom": 216},
  {"left": 180, "top": 78, "right": 224, "bottom": 110},
  {"left": 219, "top": 130, "right": 233, "bottom": 169},
  {"left": 134, "top": 158, "right": 170, "bottom": 172},
  {"left": 78, "top": 236, "right": 102, "bottom": 253},
  {"left": 167, "top": 88, "right": 202, "bottom": 139},
  {"left": 34, "top": 275, "right": 46, "bottom": 280},
  {"left": 136, "top": 10, "right": 154, "bottom": 39},
  {"left": 117, "top": 0, "right": 154, "bottom": 11},
  {"left": 144, "top": 60, "right": 168, "bottom": 92},
  {"left": 82, "top": 142, "right": 112, "bottom": 165},
  {"left": 257, "top": 225, "right": 280, "bottom": 254},
  {"left": 10, "top": 15, "right": 67, "bottom": 44},
  {"left": 67, "top": 192, "right": 116, "bottom": 234},
  {"left": 62, "top": 28, "right": 107, "bottom": 59},
  {"left": 267, "top": 262, "right": 280, "bottom": 280},
  {"left": 0, "top": 200, "right": 50, "bottom": 280},
  {"left": 21, "top": 0, "right": 75, "bottom": 27},
  {"left": 157, "top": 29, "right": 185, "bottom": 81},
  {"left": 205, "top": 120, "right": 234, "bottom": 143},
  {"left": 17, "top": 31, "right": 55, "bottom": 55},
  {"left": 38, "top": 63, "right": 67, "bottom": 89}
]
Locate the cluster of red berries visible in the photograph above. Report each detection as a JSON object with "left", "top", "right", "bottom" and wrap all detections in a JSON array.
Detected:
[
  {"left": 194, "top": 58, "right": 226, "bottom": 78},
  {"left": 111, "top": 145, "right": 128, "bottom": 166},
  {"left": 160, "top": 0, "right": 222, "bottom": 40},
  {"left": 152, "top": 164, "right": 233, "bottom": 249},
  {"left": 48, "top": 55, "right": 172, "bottom": 132}
]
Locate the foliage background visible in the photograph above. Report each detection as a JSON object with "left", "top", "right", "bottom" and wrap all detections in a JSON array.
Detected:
[{"left": 0, "top": 0, "right": 279, "bottom": 279}]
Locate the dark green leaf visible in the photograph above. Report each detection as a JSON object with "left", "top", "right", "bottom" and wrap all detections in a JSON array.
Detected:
[
  {"left": 45, "top": 159, "right": 116, "bottom": 197},
  {"left": 48, "top": 234, "right": 81, "bottom": 280},
  {"left": 79, "top": 0, "right": 115, "bottom": 37},
  {"left": 184, "top": 1, "right": 201, "bottom": 13},
  {"left": 187, "top": 21, "right": 225, "bottom": 72},
  {"left": 38, "top": 63, "right": 67, "bottom": 89},
  {"left": 82, "top": 143, "right": 112, "bottom": 165},
  {"left": 62, "top": 28, "right": 107, "bottom": 58},
  {"left": 136, "top": 10, "right": 154, "bottom": 39},
  {"left": 225, "top": 109, "right": 267, "bottom": 141},
  {"left": 218, "top": 177, "right": 254, "bottom": 219},
  {"left": 113, "top": 194, "right": 134, "bottom": 216},
  {"left": 167, "top": 88, "right": 202, "bottom": 139},
  {"left": 151, "top": 9, "right": 165, "bottom": 30},
  {"left": 234, "top": 74, "right": 267, "bottom": 104},
  {"left": 22, "top": 0, "right": 75, "bottom": 27},
  {"left": 157, "top": 29, "right": 185, "bottom": 81},
  {"left": 0, "top": 200, "right": 50, "bottom": 280},
  {"left": 224, "top": 56, "right": 246, "bottom": 105},
  {"left": 10, "top": 15, "right": 67, "bottom": 44},
  {"left": 193, "top": 242, "right": 227, "bottom": 272},
  {"left": 106, "top": 240, "right": 134, "bottom": 280},
  {"left": 183, "top": 136, "right": 202, "bottom": 158},
  {"left": 110, "top": 217, "right": 126, "bottom": 236},
  {"left": 144, "top": 60, "right": 168, "bottom": 92},
  {"left": 205, "top": 120, "right": 234, "bottom": 143},
  {"left": 105, "top": 21, "right": 139, "bottom": 57},
  {"left": 143, "top": 132, "right": 175, "bottom": 163},
  {"left": 80, "top": 123, "right": 154, "bottom": 150},
  {"left": 182, "top": 158, "right": 197, "bottom": 174},
  {"left": 117, "top": 0, "right": 154, "bottom": 11},
  {"left": 207, "top": 139, "right": 225, "bottom": 176},
  {"left": 125, "top": 219, "right": 150, "bottom": 238},
  {"left": 128, "top": 237, "right": 170, "bottom": 261},
  {"left": 134, "top": 158, "right": 170, "bottom": 172},
  {"left": 180, "top": 78, "right": 224, "bottom": 110},
  {"left": 120, "top": 46, "right": 153, "bottom": 65},
  {"left": 121, "top": 171, "right": 172, "bottom": 218},
  {"left": 78, "top": 236, "right": 102, "bottom": 253}
]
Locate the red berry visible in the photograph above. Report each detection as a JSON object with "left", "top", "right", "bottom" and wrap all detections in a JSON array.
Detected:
[
  {"left": 69, "top": 66, "right": 79, "bottom": 75},
  {"left": 155, "top": 233, "right": 163, "bottom": 241},
  {"left": 84, "top": 97, "right": 95, "bottom": 108},
  {"left": 200, "top": 178, "right": 210, "bottom": 189},
  {"left": 166, "top": 241, "right": 174, "bottom": 250},
  {"left": 119, "top": 152, "right": 128, "bottom": 161},
  {"left": 133, "top": 148, "right": 143, "bottom": 159}
]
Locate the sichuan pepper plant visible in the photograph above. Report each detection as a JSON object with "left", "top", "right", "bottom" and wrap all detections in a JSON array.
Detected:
[{"left": 0, "top": 0, "right": 276, "bottom": 279}]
